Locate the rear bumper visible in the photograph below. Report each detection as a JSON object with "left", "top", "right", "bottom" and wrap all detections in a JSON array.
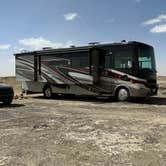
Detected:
[{"left": 0, "top": 88, "right": 14, "bottom": 101}]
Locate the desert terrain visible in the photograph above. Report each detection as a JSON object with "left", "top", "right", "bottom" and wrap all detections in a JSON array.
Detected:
[{"left": 0, "top": 76, "right": 166, "bottom": 166}]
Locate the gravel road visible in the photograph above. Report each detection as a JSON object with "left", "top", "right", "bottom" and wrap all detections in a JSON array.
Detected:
[{"left": 0, "top": 86, "right": 166, "bottom": 166}]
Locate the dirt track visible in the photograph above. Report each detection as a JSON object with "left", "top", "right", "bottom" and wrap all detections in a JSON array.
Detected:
[{"left": 0, "top": 78, "right": 166, "bottom": 166}]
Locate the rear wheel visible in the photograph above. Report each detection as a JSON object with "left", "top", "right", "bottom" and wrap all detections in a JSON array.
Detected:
[
  {"left": 116, "top": 88, "right": 130, "bottom": 102},
  {"left": 43, "top": 86, "right": 52, "bottom": 98}
]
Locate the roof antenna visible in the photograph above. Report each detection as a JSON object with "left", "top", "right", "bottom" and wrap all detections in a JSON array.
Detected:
[
  {"left": 88, "top": 42, "right": 100, "bottom": 46},
  {"left": 121, "top": 40, "right": 126, "bottom": 43}
]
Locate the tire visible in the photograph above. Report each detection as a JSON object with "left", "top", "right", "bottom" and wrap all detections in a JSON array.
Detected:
[
  {"left": 43, "top": 86, "right": 52, "bottom": 98},
  {"left": 116, "top": 88, "right": 130, "bottom": 102},
  {"left": 3, "top": 99, "right": 13, "bottom": 105}
]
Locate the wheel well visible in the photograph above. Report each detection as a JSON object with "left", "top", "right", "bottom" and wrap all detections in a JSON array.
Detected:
[{"left": 114, "top": 86, "right": 130, "bottom": 97}]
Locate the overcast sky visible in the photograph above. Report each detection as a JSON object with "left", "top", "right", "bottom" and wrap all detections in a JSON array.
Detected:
[{"left": 0, "top": 0, "right": 166, "bottom": 76}]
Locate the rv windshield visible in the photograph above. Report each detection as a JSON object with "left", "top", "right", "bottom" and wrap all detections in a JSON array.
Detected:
[{"left": 138, "top": 46, "right": 156, "bottom": 72}]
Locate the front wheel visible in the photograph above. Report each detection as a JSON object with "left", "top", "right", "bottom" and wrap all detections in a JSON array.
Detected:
[
  {"left": 116, "top": 88, "right": 130, "bottom": 102},
  {"left": 43, "top": 86, "right": 52, "bottom": 98}
]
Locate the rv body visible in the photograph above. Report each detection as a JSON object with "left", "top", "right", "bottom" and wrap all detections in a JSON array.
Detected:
[{"left": 15, "top": 41, "right": 158, "bottom": 101}]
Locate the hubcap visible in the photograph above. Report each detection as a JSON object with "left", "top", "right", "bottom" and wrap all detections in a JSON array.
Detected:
[
  {"left": 45, "top": 88, "right": 51, "bottom": 98},
  {"left": 118, "top": 89, "right": 129, "bottom": 101}
]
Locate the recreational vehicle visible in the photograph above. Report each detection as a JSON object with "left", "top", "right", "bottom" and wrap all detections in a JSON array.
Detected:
[{"left": 15, "top": 41, "right": 158, "bottom": 101}]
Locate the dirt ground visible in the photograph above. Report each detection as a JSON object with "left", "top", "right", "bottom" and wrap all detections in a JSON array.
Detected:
[{"left": 0, "top": 77, "right": 166, "bottom": 166}]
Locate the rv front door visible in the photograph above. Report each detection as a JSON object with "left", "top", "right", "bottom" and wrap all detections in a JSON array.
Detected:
[
  {"left": 90, "top": 48, "right": 105, "bottom": 84},
  {"left": 34, "top": 55, "right": 41, "bottom": 81}
]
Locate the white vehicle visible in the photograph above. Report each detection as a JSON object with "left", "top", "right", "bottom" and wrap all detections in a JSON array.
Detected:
[{"left": 15, "top": 41, "right": 158, "bottom": 101}]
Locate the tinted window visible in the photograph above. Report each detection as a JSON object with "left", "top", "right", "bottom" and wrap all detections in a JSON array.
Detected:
[
  {"left": 70, "top": 52, "right": 89, "bottom": 68},
  {"left": 105, "top": 55, "right": 110, "bottom": 68},
  {"left": 112, "top": 49, "right": 133, "bottom": 72},
  {"left": 103, "top": 48, "right": 112, "bottom": 68},
  {"left": 138, "top": 47, "right": 156, "bottom": 71},
  {"left": 41, "top": 52, "right": 89, "bottom": 69},
  {"left": 41, "top": 55, "right": 71, "bottom": 67}
]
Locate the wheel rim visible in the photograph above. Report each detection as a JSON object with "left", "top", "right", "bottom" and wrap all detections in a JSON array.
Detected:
[
  {"left": 45, "top": 88, "right": 52, "bottom": 98},
  {"left": 118, "top": 89, "right": 129, "bottom": 101}
]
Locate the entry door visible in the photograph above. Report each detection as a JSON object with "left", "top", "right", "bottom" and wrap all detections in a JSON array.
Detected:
[
  {"left": 34, "top": 55, "right": 41, "bottom": 81},
  {"left": 90, "top": 48, "right": 105, "bottom": 84}
]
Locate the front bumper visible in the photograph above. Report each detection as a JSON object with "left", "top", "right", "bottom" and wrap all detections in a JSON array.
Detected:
[
  {"left": 130, "top": 86, "right": 151, "bottom": 97},
  {"left": 129, "top": 83, "right": 158, "bottom": 97}
]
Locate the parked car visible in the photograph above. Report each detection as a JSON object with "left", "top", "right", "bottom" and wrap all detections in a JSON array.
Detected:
[{"left": 0, "top": 83, "right": 14, "bottom": 105}]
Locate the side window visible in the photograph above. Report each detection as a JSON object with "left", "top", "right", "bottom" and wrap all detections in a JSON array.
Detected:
[
  {"left": 105, "top": 55, "right": 110, "bottom": 68},
  {"left": 41, "top": 55, "right": 71, "bottom": 68},
  {"left": 40, "top": 52, "right": 89, "bottom": 70},
  {"left": 105, "top": 49, "right": 112, "bottom": 68},
  {"left": 16, "top": 54, "right": 35, "bottom": 81},
  {"left": 112, "top": 50, "right": 133, "bottom": 70},
  {"left": 48, "top": 59, "right": 71, "bottom": 67},
  {"left": 111, "top": 48, "right": 134, "bottom": 75},
  {"left": 70, "top": 52, "right": 89, "bottom": 68}
]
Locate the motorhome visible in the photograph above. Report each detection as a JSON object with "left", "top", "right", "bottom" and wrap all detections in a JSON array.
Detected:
[{"left": 15, "top": 41, "right": 158, "bottom": 101}]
